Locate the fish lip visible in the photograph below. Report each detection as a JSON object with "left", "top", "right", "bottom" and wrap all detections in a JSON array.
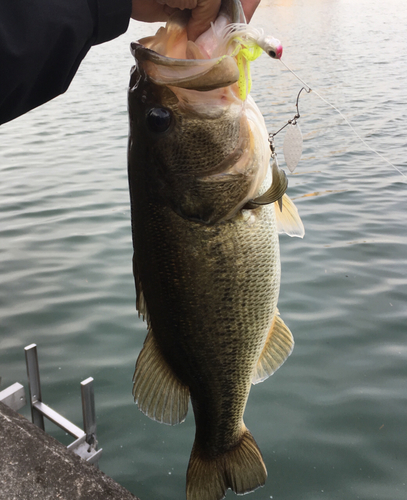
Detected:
[
  {"left": 130, "top": 42, "right": 210, "bottom": 68},
  {"left": 131, "top": 42, "right": 240, "bottom": 92}
]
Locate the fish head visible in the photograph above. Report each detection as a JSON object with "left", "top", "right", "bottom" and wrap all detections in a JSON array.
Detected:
[{"left": 128, "top": 5, "right": 271, "bottom": 224}]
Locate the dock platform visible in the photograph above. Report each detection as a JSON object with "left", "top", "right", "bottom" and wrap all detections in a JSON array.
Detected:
[{"left": 0, "top": 401, "right": 139, "bottom": 500}]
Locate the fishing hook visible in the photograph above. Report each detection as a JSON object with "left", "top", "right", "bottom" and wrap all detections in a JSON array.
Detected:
[{"left": 268, "top": 86, "right": 310, "bottom": 151}]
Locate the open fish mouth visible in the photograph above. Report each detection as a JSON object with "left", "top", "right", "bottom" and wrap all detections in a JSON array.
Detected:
[
  {"left": 130, "top": 41, "right": 240, "bottom": 92},
  {"left": 130, "top": 3, "right": 246, "bottom": 92}
]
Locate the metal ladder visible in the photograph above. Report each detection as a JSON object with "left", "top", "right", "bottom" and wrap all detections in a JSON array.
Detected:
[{"left": 0, "top": 343, "right": 102, "bottom": 465}]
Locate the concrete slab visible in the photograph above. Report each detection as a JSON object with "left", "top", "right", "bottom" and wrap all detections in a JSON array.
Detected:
[{"left": 0, "top": 401, "right": 140, "bottom": 500}]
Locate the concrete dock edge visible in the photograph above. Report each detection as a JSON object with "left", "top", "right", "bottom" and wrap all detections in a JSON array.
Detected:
[{"left": 0, "top": 401, "right": 140, "bottom": 500}]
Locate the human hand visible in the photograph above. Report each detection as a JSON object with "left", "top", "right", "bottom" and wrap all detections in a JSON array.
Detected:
[
  {"left": 131, "top": 0, "right": 262, "bottom": 40},
  {"left": 186, "top": 0, "right": 261, "bottom": 40},
  {"left": 131, "top": 0, "right": 175, "bottom": 22},
  {"left": 241, "top": 0, "right": 261, "bottom": 23},
  {"left": 131, "top": 0, "right": 221, "bottom": 36}
]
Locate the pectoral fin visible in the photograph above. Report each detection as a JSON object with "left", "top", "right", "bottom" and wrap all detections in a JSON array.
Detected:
[
  {"left": 244, "top": 156, "right": 288, "bottom": 209},
  {"left": 133, "top": 329, "right": 190, "bottom": 425},
  {"left": 252, "top": 310, "right": 294, "bottom": 385},
  {"left": 274, "top": 194, "right": 305, "bottom": 238}
]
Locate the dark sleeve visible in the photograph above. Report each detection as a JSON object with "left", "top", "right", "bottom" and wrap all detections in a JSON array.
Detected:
[{"left": 0, "top": 0, "right": 132, "bottom": 125}]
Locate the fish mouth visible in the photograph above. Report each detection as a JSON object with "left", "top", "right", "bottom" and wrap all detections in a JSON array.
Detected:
[
  {"left": 131, "top": 42, "right": 240, "bottom": 92},
  {"left": 131, "top": 0, "right": 245, "bottom": 92}
]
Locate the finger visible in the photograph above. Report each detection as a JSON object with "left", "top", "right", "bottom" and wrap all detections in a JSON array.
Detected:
[
  {"left": 157, "top": 0, "right": 197, "bottom": 8},
  {"left": 131, "top": 1, "right": 173, "bottom": 22},
  {"left": 187, "top": 0, "right": 221, "bottom": 41},
  {"left": 241, "top": 0, "right": 261, "bottom": 23}
]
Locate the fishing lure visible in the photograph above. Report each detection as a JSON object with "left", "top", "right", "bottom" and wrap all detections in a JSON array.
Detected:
[
  {"left": 224, "top": 25, "right": 303, "bottom": 170},
  {"left": 227, "top": 25, "right": 283, "bottom": 100},
  {"left": 225, "top": 23, "right": 403, "bottom": 179}
]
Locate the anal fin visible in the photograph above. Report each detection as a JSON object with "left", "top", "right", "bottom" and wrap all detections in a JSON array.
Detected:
[
  {"left": 252, "top": 310, "right": 294, "bottom": 385},
  {"left": 133, "top": 329, "right": 190, "bottom": 425}
]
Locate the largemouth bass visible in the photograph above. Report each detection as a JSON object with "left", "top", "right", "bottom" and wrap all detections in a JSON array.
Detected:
[{"left": 128, "top": 1, "right": 304, "bottom": 499}]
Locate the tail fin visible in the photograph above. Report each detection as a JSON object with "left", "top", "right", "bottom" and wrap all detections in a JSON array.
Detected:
[{"left": 186, "top": 427, "right": 267, "bottom": 500}]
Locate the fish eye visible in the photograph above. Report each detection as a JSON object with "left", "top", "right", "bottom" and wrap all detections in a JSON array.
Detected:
[
  {"left": 146, "top": 107, "right": 172, "bottom": 133},
  {"left": 268, "top": 50, "right": 276, "bottom": 58}
]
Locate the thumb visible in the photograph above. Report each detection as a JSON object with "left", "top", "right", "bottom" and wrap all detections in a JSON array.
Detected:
[
  {"left": 187, "top": 0, "right": 221, "bottom": 41},
  {"left": 242, "top": 0, "right": 261, "bottom": 23}
]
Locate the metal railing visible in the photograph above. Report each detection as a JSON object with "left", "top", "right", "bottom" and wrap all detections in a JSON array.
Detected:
[{"left": 0, "top": 343, "right": 102, "bottom": 465}]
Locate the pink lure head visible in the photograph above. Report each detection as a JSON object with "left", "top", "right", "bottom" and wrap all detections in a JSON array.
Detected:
[
  {"left": 258, "top": 35, "right": 283, "bottom": 59},
  {"left": 273, "top": 43, "right": 283, "bottom": 59}
]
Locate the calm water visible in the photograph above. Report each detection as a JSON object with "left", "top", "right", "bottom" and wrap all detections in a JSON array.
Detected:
[{"left": 1, "top": 0, "right": 406, "bottom": 499}]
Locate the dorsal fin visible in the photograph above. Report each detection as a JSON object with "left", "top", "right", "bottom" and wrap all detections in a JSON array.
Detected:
[
  {"left": 274, "top": 194, "right": 305, "bottom": 238},
  {"left": 133, "top": 329, "right": 190, "bottom": 425},
  {"left": 252, "top": 310, "right": 294, "bottom": 385}
]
